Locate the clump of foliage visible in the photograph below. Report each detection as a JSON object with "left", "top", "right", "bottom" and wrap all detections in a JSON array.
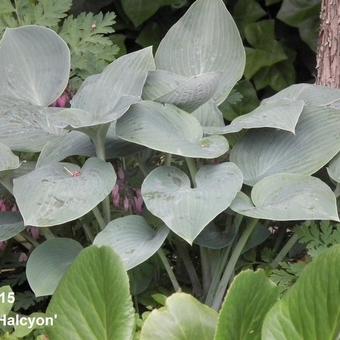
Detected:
[{"left": 0, "top": 0, "right": 340, "bottom": 338}]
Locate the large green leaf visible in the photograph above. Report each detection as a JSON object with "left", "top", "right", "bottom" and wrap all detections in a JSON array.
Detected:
[
  {"left": 93, "top": 215, "right": 169, "bottom": 270},
  {"left": 26, "top": 238, "right": 83, "bottom": 297},
  {"left": 215, "top": 270, "right": 279, "bottom": 340},
  {"left": 230, "top": 174, "right": 339, "bottom": 221},
  {"left": 206, "top": 98, "right": 304, "bottom": 135},
  {"left": 262, "top": 245, "right": 340, "bottom": 339},
  {"left": 116, "top": 101, "right": 229, "bottom": 159},
  {"left": 47, "top": 246, "right": 135, "bottom": 340},
  {"left": 155, "top": 0, "right": 245, "bottom": 105},
  {"left": 0, "top": 25, "right": 70, "bottom": 106},
  {"left": 140, "top": 293, "right": 218, "bottom": 340},
  {"left": 0, "top": 143, "right": 19, "bottom": 172},
  {"left": 142, "top": 163, "right": 243, "bottom": 243},
  {"left": 50, "top": 47, "right": 155, "bottom": 129},
  {"left": 231, "top": 106, "right": 340, "bottom": 185},
  {"left": 13, "top": 158, "right": 116, "bottom": 227},
  {"left": 0, "top": 97, "right": 66, "bottom": 152},
  {"left": 0, "top": 212, "right": 24, "bottom": 241}
]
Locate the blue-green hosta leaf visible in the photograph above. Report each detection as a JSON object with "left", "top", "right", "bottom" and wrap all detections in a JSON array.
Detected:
[
  {"left": 140, "top": 293, "right": 218, "bottom": 340},
  {"left": 0, "top": 143, "right": 19, "bottom": 172},
  {"left": 13, "top": 158, "right": 116, "bottom": 227},
  {"left": 142, "top": 163, "right": 243, "bottom": 243},
  {"left": 0, "top": 212, "right": 25, "bottom": 241},
  {"left": 94, "top": 215, "right": 169, "bottom": 270},
  {"left": 155, "top": 0, "right": 245, "bottom": 105},
  {"left": 27, "top": 238, "right": 83, "bottom": 297},
  {"left": 263, "top": 83, "right": 340, "bottom": 107},
  {"left": 143, "top": 70, "right": 221, "bottom": 112},
  {"left": 192, "top": 100, "right": 225, "bottom": 130},
  {"left": 215, "top": 270, "right": 279, "bottom": 340},
  {"left": 0, "top": 97, "right": 66, "bottom": 152},
  {"left": 206, "top": 99, "right": 304, "bottom": 135},
  {"left": 230, "top": 174, "right": 339, "bottom": 221},
  {"left": 327, "top": 153, "right": 340, "bottom": 183},
  {"left": 116, "top": 101, "right": 229, "bottom": 159},
  {"left": 0, "top": 25, "right": 70, "bottom": 106},
  {"left": 231, "top": 106, "right": 340, "bottom": 185},
  {"left": 49, "top": 47, "right": 155, "bottom": 129},
  {"left": 37, "top": 131, "right": 95, "bottom": 168},
  {"left": 262, "top": 244, "right": 340, "bottom": 340},
  {"left": 47, "top": 246, "right": 135, "bottom": 340}
]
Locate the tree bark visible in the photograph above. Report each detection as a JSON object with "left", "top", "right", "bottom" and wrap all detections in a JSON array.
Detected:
[{"left": 316, "top": 0, "right": 340, "bottom": 88}]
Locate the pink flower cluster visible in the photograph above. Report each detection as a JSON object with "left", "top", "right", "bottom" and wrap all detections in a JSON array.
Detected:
[
  {"left": 53, "top": 90, "right": 72, "bottom": 108},
  {"left": 112, "top": 167, "right": 144, "bottom": 215}
]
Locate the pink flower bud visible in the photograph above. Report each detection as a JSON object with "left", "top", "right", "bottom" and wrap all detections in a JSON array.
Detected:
[
  {"left": 55, "top": 93, "right": 70, "bottom": 108},
  {"left": 18, "top": 252, "right": 28, "bottom": 263},
  {"left": 117, "top": 167, "right": 125, "bottom": 181},
  {"left": 123, "top": 197, "right": 130, "bottom": 212},
  {"left": 28, "top": 227, "right": 40, "bottom": 240},
  {"left": 112, "top": 185, "right": 121, "bottom": 208}
]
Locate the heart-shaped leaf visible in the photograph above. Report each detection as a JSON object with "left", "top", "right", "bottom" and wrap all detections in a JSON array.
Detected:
[
  {"left": 0, "top": 143, "right": 19, "bottom": 172},
  {"left": 231, "top": 105, "right": 340, "bottom": 185},
  {"left": 0, "top": 97, "right": 66, "bottom": 152},
  {"left": 215, "top": 270, "right": 279, "bottom": 340},
  {"left": 0, "top": 212, "right": 25, "bottom": 241},
  {"left": 0, "top": 25, "right": 70, "bottom": 106},
  {"left": 93, "top": 215, "right": 169, "bottom": 270},
  {"left": 262, "top": 244, "right": 340, "bottom": 340},
  {"left": 142, "top": 163, "right": 243, "bottom": 243},
  {"left": 116, "top": 101, "right": 229, "bottom": 159},
  {"left": 13, "top": 158, "right": 116, "bottom": 227},
  {"left": 49, "top": 47, "right": 155, "bottom": 129},
  {"left": 26, "top": 238, "right": 83, "bottom": 297},
  {"left": 140, "top": 293, "right": 218, "bottom": 340},
  {"left": 47, "top": 246, "right": 135, "bottom": 340},
  {"left": 230, "top": 173, "right": 339, "bottom": 221},
  {"left": 155, "top": 0, "right": 245, "bottom": 104},
  {"left": 206, "top": 98, "right": 304, "bottom": 135},
  {"left": 37, "top": 131, "right": 95, "bottom": 168},
  {"left": 143, "top": 70, "right": 221, "bottom": 112}
]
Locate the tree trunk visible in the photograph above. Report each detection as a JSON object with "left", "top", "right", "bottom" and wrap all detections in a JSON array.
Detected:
[{"left": 316, "top": 0, "right": 340, "bottom": 88}]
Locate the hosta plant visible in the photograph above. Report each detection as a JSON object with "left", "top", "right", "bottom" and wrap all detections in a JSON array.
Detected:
[{"left": 0, "top": 0, "right": 340, "bottom": 338}]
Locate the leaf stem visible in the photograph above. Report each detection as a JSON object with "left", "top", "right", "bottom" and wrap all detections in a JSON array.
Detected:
[
  {"left": 41, "top": 228, "right": 56, "bottom": 240},
  {"left": 212, "top": 218, "right": 258, "bottom": 310},
  {"left": 91, "top": 124, "right": 111, "bottom": 224},
  {"left": 165, "top": 154, "right": 172, "bottom": 166},
  {"left": 82, "top": 223, "right": 94, "bottom": 242},
  {"left": 175, "top": 240, "right": 202, "bottom": 296},
  {"left": 92, "top": 206, "right": 106, "bottom": 230},
  {"left": 271, "top": 232, "right": 299, "bottom": 269},
  {"left": 185, "top": 158, "right": 197, "bottom": 187},
  {"left": 158, "top": 249, "right": 181, "bottom": 292}
]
